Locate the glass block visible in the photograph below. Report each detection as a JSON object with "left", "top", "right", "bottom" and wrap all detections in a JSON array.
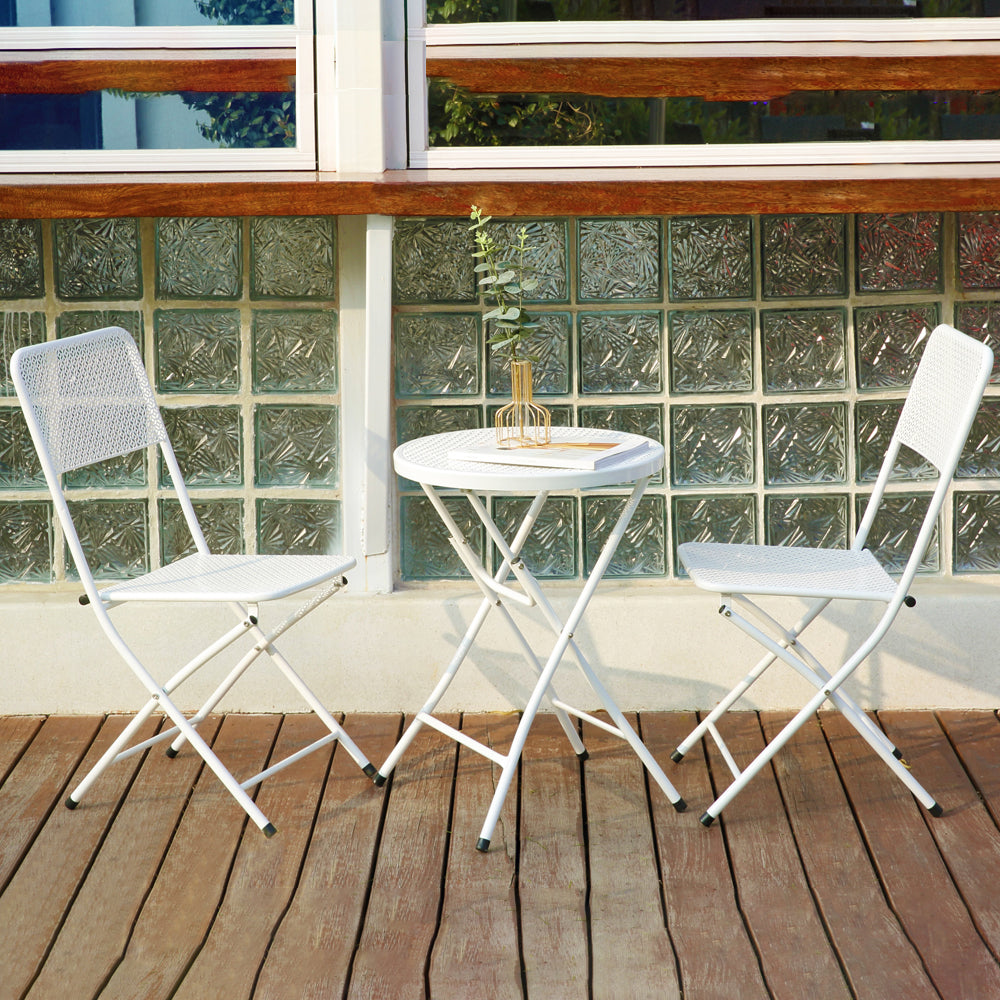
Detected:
[
  {"left": 252, "top": 310, "right": 338, "bottom": 393},
  {"left": 761, "top": 308, "right": 847, "bottom": 393},
  {"left": 0, "top": 408, "right": 44, "bottom": 488},
  {"left": 66, "top": 500, "right": 148, "bottom": 580},
  {"left": 0, "top": 501, "right": 51, "bottom": 583},
  {"left": 579, "top": 312, "right": 662, "bottom": 394},
  {"left": 393, "top": 219, "right": 476, "bottom": 304},
  {"left": 255, "top": 405, "right": 339, "bottom": 488},
  {"left": 53, "top": 218, "right": 142, "bottom": 300},
  {"left": 856, "top": 213, "right": 942, "bottom": 293},
  {"left": 855, "top": 401, "right": 937, "bottom": 483},
  {"left": 667, "top": 215, "right": 753, "bottom": 301},
  {"left": 954, "top": 301, "right": 1000, "bottom": 384},
  {"left": 155, "top": 309, "right": 240, "bottom": 394},
  {"left": 954, "top": 491, "right": 1000, "bottom": 573},
  {"left": 763, "top": 403, "right": 847, "bottom": 486},
  {"left": 857, "top": 493, "right": 937, "bottom": 574},
  {"left": 488, "top": 313, "right": 570, "bottom": 396},
  {"left": 0, "top": 312, "right": 45, "bottom": 396},
  {"left": 396, "top": 405, "right": 481, "bottom": 490},
  {"left": 64, "top": 451, "right": 145, "bottom": 490},
  {"left": 579, "top": 404, "right": 664, "bottom": 484},
  {"left": 762, "top": 214, "right": 846, "bottom": 299},
  {"left": 672, "top": 494, "right": 756, "bottom": 577},
  {"left": 671, "top": 404, "right": 755, "bottom": 487},
  {"left": 957, "top": 399, "right": 1000, "bottom": 479},
  {"left": 160, "top": 498, "right": 244, "bottom": 562},
  {"left": 578, "top": 218, "right": 661, "bottom": 301},
  {"left": 492, "top": 495, "right": 577, "bottom": 579},
  {"left": 400, "top": 494, "right": 483, "bottom": 580},
  {"left": 257, "top": 499, "right": 343, "bottom": 556},
  {"left": 0, "top": 220, "right": 43, "bottom": 298},
  {"left": 155, "top": 217, "right": 242, "bottom": 299},
  {"left": 957, "top": 212, "right": 1000, "bottom": 290},
  {"left": 251, "top": 216, "right": 336, "bottom": 299},
  {"left": 765, "top": 494, "right": 849, "bottom": 549},
  {"left": 160, "top": 407, "right": 242, "bottom": 488},
  {"left": 57, "top": 310, "right": 144, "bottom": 351},
  {"left": 668, "top": 309, "right": 753, "bottom": 394},
  {"left": 484, "top": 219, "right": 568, "bottom": 301},
  {"left": 583, "top": 494, "right": 666, "bottom": 578},
  {"left": 855, "top": 304, "right": 939, "bottom": 390},
  {"left": 395, "top": 313, "right": 480, "bottom": 397}
]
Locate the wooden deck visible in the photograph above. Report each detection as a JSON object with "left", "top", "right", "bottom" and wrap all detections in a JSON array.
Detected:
[{"left": 2, "top": 709, "right": 1000, "bottom": 1000}]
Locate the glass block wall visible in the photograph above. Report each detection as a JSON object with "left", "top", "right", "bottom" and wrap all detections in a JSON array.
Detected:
[
  {"left": 0, "top": 216, "right": 341, "bottom": 584},
  {"left": 393, "top": 211, "right": 1000, "bottom": 582}
]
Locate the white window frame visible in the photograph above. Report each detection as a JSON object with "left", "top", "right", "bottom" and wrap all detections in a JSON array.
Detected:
[
  {"left": 0, "top": 15, "right": 315, "bottom": 172},
  {"left": 409, "top": 13, "right": 1000, "bottom": 172}
]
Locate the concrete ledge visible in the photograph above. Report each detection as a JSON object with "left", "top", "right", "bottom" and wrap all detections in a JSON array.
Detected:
[{"left": 2, "top": 579, "right": 999, "bottom": 714}]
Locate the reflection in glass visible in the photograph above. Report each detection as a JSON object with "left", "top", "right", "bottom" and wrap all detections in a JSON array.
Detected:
[{"left": 1, "top": 0, "right": 293, "bottom": 26}]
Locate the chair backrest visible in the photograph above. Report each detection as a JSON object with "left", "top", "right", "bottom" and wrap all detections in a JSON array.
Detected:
[
  {"left": 855, "top": 323, "right": 993, "bottom": 584},
  {"left": 11, "top": 326, "right": 167, "bottom": 475}
]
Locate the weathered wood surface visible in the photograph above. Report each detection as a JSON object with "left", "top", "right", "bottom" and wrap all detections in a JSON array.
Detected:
[{"left": 1, "top": 710, "right": 999, "bottom": 1000}]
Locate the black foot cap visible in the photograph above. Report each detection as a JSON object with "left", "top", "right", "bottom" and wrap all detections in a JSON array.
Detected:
[
  {"left": 65, "top": 796, "right": 78, "bottom": 810},
  {"left": 476, "top": 837, "right": 490, "bottom": 853},
  {"left": 670, "top": 750, "right": 685, "bottom": 764},
  {"left": 263, "top": 822, "right": 278, "bottom": 838},
  {"left": 929, "top": 803, "right": 944, "bottom": 817},
  {"left": 577, "top": 749, "right": 590, "bottom": 761},
  {"left": 699, "top": 811, "right": 716, "bottom": 828},
  {"left": 362, "top": 762, "right": 377, "bottom": 778},
  {"left": 892, "top": 747, "right": 903, "bottom": 760},
  {"left": 165, "top": 746, "right": 179, "bottom": 759},
  {"left": 372, "top": 771, "right": 388, "bottom": 787},
  {"left": 673, "top": 797, "right": 688, "bottom": 813}
]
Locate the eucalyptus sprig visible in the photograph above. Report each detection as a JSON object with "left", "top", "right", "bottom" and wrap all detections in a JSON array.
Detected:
[{"left": 469, "top": 205, "right": 541, "bottom": 363}]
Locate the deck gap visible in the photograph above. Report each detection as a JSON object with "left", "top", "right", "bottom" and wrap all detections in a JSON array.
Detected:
[
  {"left": 935, "top": 711, "right": 1000, "bottom": 831},
  {"left": 699, "top": 710, "right": 776, "bottom": 1000},
  {"left": 340, "top": 712, "right": 404, "bottom": 1000},
  {"left": 512, "top": 717, "right": 529, "bottom": 1000},
  {"left": 579, "top": 716, "right": 595, "bottom": 1000}
]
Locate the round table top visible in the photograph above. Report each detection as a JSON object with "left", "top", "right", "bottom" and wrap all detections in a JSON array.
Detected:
[{"left": 393, "top": 426, "right": 664, "bottom": 491}]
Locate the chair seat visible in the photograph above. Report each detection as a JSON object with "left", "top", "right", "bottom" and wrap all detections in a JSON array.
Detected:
[
  {"left": 678, "top": 542, "right": 896, "bottom": 602},
  {"left": 98, "top": 553, "right": 357, "bottom": 604}
]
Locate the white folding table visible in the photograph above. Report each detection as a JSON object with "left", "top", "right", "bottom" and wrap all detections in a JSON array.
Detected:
[{"left": 377, "top": 426, "right": 686, "bottom": 851}]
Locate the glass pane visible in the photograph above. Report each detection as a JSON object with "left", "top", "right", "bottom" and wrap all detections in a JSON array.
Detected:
[
  {"left": 160, "top": 498, "right": 244, "bottom": 561},
  {"left": 583, "top": 494, "right": 666, "bottom": 578},
  {"left": 578, "top": 219, "right": 661, "bottom": 301},
  {"left": 668, "top": 216, "right": 753, "bottom": 301},
  {"left": 395, "top": 314, "right": 481, "bottom": 397},
  {"left": 492, "top": 495, "right": 577, "bottom": 579},
  {"left": 400, "top": 494, "right": 483, "bottom": 580},
  {"left": 1, "top": 0, "right": 294, "bottom": 26},
  {"left": 0, "top": 220, "right": 43, "bottom": 297},
  {"left": 252, "top": 310, "right": 337, "bottom": 393},
  {"left": 0, "top": 500, "right": 51, "bottom": 583},
  {"left": 257, "top": 499, "right": 343, "bottom": 556},
  {"left": 66, "top": 499, "right": 148, "bottom": 580},
  {"left": 54, "top": 218, "right": 141, "bottom": 300},
  {"left": 762, "top": 308, "right": 846, "bottom": 393},
  {"left": 762, "top": 215, "right": 846, "bottom": 299},
  {"left": 156, "top": 217, "right": 242, "bottom": 299},
  {"left": 251, "top": 216, "right": 336, "bottom": 299},
  {"left": 766, "top": 494, "right": 849, "bottom": 549},
  {"left": 855, "top": 304, "right": 938, "bottom": 389},
  {"left": 161, "top": 406, "right": 243, "bottom": 488},
  {"left": 393, "top": 220, "right": 476, "bottom": 304},
  {"left": 488, "top": 312, "right": 570, "bottom": 396},
  {"left": 485, "top": 218, "right": 569, "bottom": 301},
  {"left": 155, "top": 309, "right": 241, "bottom": 393},
  {"left": 954, "top": 491, "right": 1000, "bottom": 573},
  {"left": 857, "top": 213, "right": 942, "bottom": 292},
  {"left": 763, "top": 402, "right": 847, "bottom": 486},
  {"left": 254, "top": 405, "right": 339, "bottom": 488},
  {"left": 579, "top": 312, "right": 662, "bottom": 394},
  {"left": 669, "top": 309, "right": 753, "bottom": 394},
  {"left": 671, "top": 404, "right": 755, "bottom": 486},
  {"left": 858, "top": 492, "right": 937, "bottom": 573}
]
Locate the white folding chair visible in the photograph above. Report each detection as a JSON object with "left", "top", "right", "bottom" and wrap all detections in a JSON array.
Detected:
[
  {"left": 12, "top": 326, "right": 375, "bottom": 836},
  {"left": 673, "top": 323, "right": 993, "bottom": 826}
]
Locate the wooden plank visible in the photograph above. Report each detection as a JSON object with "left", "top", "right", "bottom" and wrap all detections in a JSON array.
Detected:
[
  {"left": 247, "top": 714, "right": 400, "bottom": 1000},
  {"left": 761, "top": 712, "right": 938, "bottom": 1000},
  {"left": 882, "top": 711, "right": 1000, "bottom": 963},
  {"left": 98, "top": 714, "right": 281, "bottom": 1000},
  {"left": 24, "top": 717, "right": 223, "bottom": 1000},
  {"left": 0, "top": 716, "right": 43, "bottom": 782},
  {"left": 169, "top": 714, "right": 338, "bottom": 1000},
  {"left": 704, "top": 712, "right": 852, "bottom": 1000},
  {"left": 0, "top": 715, "right": 156, "bottom": 1000},
  {"left": 347, "top": 715, "right": 459, "bottom": 1000},
  {"left": 585, "top": 712, "right": 679, "bottom": 1000},
  {"left": 825, "top": 710, "right": 1000, "bottom": 999},
  {"left": 0, "top": 715, "right": 102, "bottom": 891},
  {"left": 642, "top": 712, "right": 769, "bottom": 1000},
  {"left": 517, "top": 713, "right": 589, "bottom": 1000},
  {"left": 429, "top": 713, "right": 522, "bottom": 1000},
  {"left": 938, "top": 710, "right": 1000, "bottom": 819}
]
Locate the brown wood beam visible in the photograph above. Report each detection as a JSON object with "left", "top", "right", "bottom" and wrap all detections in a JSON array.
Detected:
[
  {"left": 0, "top": 59, "right": 296, "bottom": 95},
  {"left": 427, "top": 55, "right": 1000, "bottom": 101},
  {"left": 2, "top": 173, "right": 1000, "bottom": 218}
]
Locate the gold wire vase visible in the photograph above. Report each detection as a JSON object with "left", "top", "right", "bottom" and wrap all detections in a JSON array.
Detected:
[{"left": 495, "top": 358, "right": 551, "bottom": 449}]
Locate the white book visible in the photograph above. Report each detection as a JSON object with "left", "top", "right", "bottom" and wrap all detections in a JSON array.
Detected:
[{"left": 448, "top": 437, "right": 651, "bottom": 471}]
